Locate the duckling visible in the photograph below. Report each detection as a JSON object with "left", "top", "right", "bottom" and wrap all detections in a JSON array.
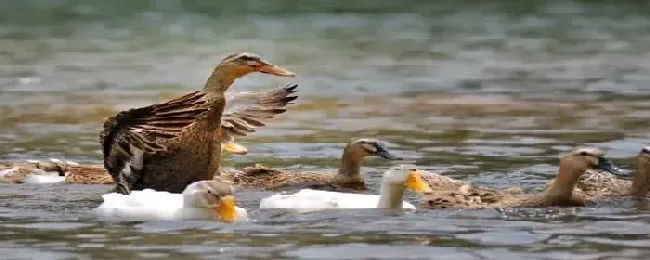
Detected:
[
  {"left": 259, "top": 164, "right": 433, "bottom": 212},
  {"left": 421, "top": 147, "right": 620, "bottom": 208},
  {"left": 222, "top": 138, "right": 402, "bottom": 191},
  {"left": 94, "top": 178, "right": 247, "bottom": 222},
  {"left": 569, "top": 146, "right": 650, "bottom": 198}
]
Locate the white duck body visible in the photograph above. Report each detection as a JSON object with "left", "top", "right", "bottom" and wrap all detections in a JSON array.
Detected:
[
  {"left": 94, "top": 181, "right": 248, "bottom": 222},
  {"left": 259, "top": 164, "right": 432, "bottom": 213}
]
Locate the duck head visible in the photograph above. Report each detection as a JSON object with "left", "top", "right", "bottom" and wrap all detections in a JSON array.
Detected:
[
  {"left": 384, "top": 164, "right": 433, "bottom": 194},
  {"left": 560, "top": 147, "right": 621, "bottom": 176},
  {"left": 182, "top": 180, "right": 239, "bottom": 222},
  {"left": 346, "top": 138, "right": 402, "bottom": 160},
  {"left": 205, "top": 52, "right": 295, "bottom": 92},
  {"left": 218, "top": 52, "right": 295, "bottom": 79},
  {"left": 547, "top": 147, "right": 621, "bottom": 201}
]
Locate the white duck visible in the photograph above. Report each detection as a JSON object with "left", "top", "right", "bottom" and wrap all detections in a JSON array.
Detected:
[
  {"left": 94, "top": 179, "right": 248, "bottom": 222},
  {"left": 259, "top": 164, "right": 433, "bottom": 212}
]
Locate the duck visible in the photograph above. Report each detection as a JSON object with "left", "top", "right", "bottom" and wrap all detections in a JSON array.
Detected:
[
  {"left": 420, "top": 170, "right": 524, "bottom": 207},
  {"left": 94, "top": 179, "right": 247, "bottom": 222},
  {"left": 259, "top": 164, "right": 433, "bottom": 213},
  {"left": 0, "top": 164, "right": 64, "bottom": 183},
  {"left": 421, "top": 147, "right": 621, "bottom": 208},
  {"left": 222, "top": 138, "right": 402, "bottom": 191},
  {"left": 3, "top": 83, "right": 299, "bottom": 185},
  {"left": 100, "top": 52, "right": 295, "bottom": 194},
  {"left": 567, "top": 146, "right": 650, "bottom": 199}
]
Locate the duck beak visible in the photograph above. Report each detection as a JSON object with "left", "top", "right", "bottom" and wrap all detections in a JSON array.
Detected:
[
  {"left": 217, "top": 195, "right": 236, "bottom": 223},
  {"left": 404, "top": 170, "right": 433, "bottom": 194},
  {"left": 258, "top": 61, "right": 295, "bottom": 77},
  {"left": 223, "top": 142, "right": 248, "bottom": 155},
  {"left": 375, "top": 144, "right": 402, "bottom": 160},
  {"left": 597, "top": 157, "right": 627, "bottom": 177}
]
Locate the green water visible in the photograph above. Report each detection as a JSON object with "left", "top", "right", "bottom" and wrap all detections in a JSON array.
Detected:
[{"left": 1, "top": 1, "right": 650, "bottom": 259}]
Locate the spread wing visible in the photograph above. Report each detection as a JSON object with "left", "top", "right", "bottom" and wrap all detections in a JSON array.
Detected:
[
  {"left": 100, "top": 91, "right": 209, "bottom": 171},
  {"left": 220, "top": 83, "right": 298, "bottom": 138}
]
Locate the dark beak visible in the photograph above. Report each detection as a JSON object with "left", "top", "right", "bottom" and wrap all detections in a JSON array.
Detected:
[
  {"left": 597, "top": 157, "right": 628, "bottom": 177},
  {"left": 374, "top": 143, "right": 402, "bottom": 160}
]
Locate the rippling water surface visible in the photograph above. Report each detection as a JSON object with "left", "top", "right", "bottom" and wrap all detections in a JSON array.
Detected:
[{"left": 2, "top": 1, "right": 650, "bottom": 259}]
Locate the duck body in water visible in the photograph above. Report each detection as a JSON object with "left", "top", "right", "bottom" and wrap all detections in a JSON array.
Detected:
[
  {"left": 421, "top": 147, "right": 621, "bottom": 208},
  {"left": 101, "top": 53, "right": 295, "bottom": 194},
  {"left": 95, "top": 179, "right": 247, "bottom": 222},
  {"left": 569, "top": 146, "right": 650, "bottom": 199},
  {"left": 222, "top": 138, "right": 402, "bottom": 191},
  {"left": 259, "top": 164, "right": 433, "bottom": 213},
  {"left": 1, "top": 83, "right": 299, "bottom": 186}
]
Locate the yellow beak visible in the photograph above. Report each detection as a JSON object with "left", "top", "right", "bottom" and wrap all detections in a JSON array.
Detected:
[
  {"left": 404, "top": 170, "right": 433, "bottom": 194},
  {"left": 217, "top": 195, "right": 236, "bottom": 222},
  {"left": 222, "top": 142, "right": 248, "bottom": 155}
]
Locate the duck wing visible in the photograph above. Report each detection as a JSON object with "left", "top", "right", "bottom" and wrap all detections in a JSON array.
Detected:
[
  {"left": 221, "top": 83, "right": 298, "bottom": 138},
  {"left": 100, "top": 91, "right": 210, "bottom": 193}
]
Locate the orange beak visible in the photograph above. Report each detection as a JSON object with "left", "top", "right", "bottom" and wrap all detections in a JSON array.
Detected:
[
  {"left": 404, "top": 170, "right": 433, "bottom": 194},
  {"left": 216, "top": 195, "right": 236, "bottom": 223},
  {"left": 222, "top": 142, "right": 248, "bottom": 155},
  {"left": 258, "top": 62, "right": 295, "bottom": 77}
]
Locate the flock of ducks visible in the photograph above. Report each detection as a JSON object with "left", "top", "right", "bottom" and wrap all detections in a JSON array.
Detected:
[{"left": 2, "top": 52, "right": 649, "bottom": 223}]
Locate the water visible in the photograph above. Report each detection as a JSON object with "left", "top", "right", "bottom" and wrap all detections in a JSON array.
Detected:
[{"left": 2, "top": 0, "right": 650, "bottom": 259}]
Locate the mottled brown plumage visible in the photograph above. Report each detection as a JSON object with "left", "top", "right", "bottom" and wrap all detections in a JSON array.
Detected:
[
  {"left": 559, "top": 146, "right": 650, "bottom": 199},
  {"left": 1, "top": 84, "right": 299, "bottom": 186},
  {"left": 101, "top": 52, "right": 295, "bottom": 194},
  {"left": 421, "top": 147, "right": 620, "bottom": 209},
  {"left": 418, "top": 169, "right": 524, "bottom": 209},
  {"left": 221, "top": 138, "right": 401, "bottom": 191}
]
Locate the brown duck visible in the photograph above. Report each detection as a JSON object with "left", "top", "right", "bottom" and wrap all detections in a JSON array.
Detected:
[
  {"left": 567, "top": 146, "right": 650, "bottom": 199},
  {"left": 4, "top": 84, "right": 299, "bottom": 185},
  {"left": 419, "top": 171, "right": 524, "bottom": 208},
  {"left": 421, "top": 147, "right": 621, "bottom": 208},
  {"left": 101, "top": 52, "right": 295, "bottom": 194},
  {"left": 222, "top": 138, "right": 401, "bottom": 191}
]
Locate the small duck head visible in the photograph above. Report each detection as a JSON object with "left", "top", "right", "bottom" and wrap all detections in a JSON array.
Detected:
[
  {"left": 552, "top": 147, "right": 621, "bottom": 196},
  {"left": 383, "top": 164, "right": 433, "bottom": 194},
  {"left": 560, "top": 147, "right": 621, "bottom": 178},
  {"left": 218, "top": 52, "right": 295, "bottom": 79},
  {"left": 182, "top": 180, "right": 239, "bottom": 222},
  {"left": 346, "top": 138, "right": 402, "bottom": 160}
]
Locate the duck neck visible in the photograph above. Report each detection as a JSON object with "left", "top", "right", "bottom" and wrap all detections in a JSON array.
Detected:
[
  {"left": 376, "top": 181, "right": 405, "bottom": 209},
  {"left": 545, "top": 163, "right": 582, "bottom": 202},
  {"left": 630, "top": 157, "right": 650, "bottom": 197},
  {"left": 337, "top": 147, "right": 364, "bottom": 183},
  {"left": 181, "top": 193, "right": 200, "bottom": 208},
  {"left": 203, "top": 65, "right": 238, "bottom": 94}
]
